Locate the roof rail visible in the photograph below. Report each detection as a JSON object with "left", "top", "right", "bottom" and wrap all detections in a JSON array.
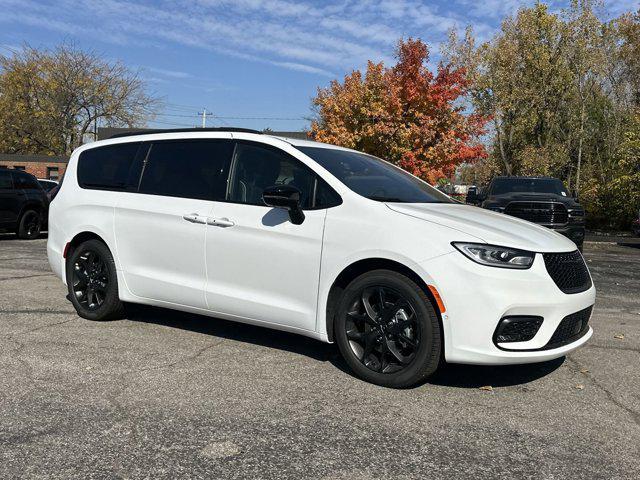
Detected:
[{"left": 108, "top": 127, "right": 262, "bottom": 139}]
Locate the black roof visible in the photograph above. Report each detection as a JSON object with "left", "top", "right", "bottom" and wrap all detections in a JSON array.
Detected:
[{"left": 108, "top": 127, "right": 262, "bottom": 139}]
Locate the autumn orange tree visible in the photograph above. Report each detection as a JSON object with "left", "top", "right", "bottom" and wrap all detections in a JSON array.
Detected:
[{"left": 310, "top": 39, "right": 488, "bottom": 183}]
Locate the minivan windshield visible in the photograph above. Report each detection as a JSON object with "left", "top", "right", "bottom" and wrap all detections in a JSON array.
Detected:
[
  {"left": 297, "top": 146, "right": 453, "bottom": 203},
  {"left": 490, "top": 178, "right": 569, "bottom": 196}
]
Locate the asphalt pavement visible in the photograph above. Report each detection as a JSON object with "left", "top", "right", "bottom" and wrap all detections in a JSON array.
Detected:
[{"left": 1, "top": 235, "right": 639, "bottom": 479}]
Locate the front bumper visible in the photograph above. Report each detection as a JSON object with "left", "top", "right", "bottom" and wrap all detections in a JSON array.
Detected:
[{"left": 421, "top": 250, "right": 595, "bottom": 365}]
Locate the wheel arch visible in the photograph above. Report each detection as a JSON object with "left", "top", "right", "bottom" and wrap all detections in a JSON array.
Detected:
[
  {"left": 64, "top": 231, "right": 112, "bottom": 281},
  {"left": 324, "top": 257, "right": 443, "bottom": 343},
  {"left": 18, "top": 201, "right": 45, "bottom": 220}
]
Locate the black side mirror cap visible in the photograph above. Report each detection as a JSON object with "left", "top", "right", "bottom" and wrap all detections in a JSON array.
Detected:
[{"left": 262, "top": 184, "right": 305, "bottom": 225}]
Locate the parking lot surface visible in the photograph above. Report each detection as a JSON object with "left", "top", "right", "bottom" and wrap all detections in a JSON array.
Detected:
[{"left": 1, "top": 236, "right": 639, "bottom": 479}]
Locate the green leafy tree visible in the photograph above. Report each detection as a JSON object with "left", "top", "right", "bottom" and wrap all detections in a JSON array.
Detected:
[
  {"left": 0, "top": 44, "right": 158, "bottom": 155},
  {"left": 445, "top": 1, "right": 640, "bottom": 229}
]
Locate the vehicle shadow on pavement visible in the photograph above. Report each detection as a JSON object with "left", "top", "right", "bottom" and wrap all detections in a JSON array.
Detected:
[
  {"left": 427, "top": 357, "right": 565, "bottom": 388},
  {"left": 123, "top": 303, "right": 339, "bottom": 363},
  {"left": 123, "top": 304, "right": 565, "bottom": 388}
]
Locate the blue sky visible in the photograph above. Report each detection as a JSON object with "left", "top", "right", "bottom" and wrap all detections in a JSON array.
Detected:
[{"left": 1, "top": 0, "right": 638, "bottom": 131}]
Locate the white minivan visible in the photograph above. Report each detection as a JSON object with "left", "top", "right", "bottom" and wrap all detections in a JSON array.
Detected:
[{"left": 48, "top": 128, "right": 595, "bottom": 387}]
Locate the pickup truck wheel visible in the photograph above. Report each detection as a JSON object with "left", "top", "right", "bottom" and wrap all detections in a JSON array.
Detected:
[{"left": 17, "top": 210, "right": 41, "bottom": 240}]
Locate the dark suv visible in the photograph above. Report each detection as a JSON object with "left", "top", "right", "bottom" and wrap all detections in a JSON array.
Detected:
[
  {"left": 467, "top": 176, "right": 585, "bottom": 249},
  {"left": 0, "top": 167, "right": 49, "bottom": 239}
]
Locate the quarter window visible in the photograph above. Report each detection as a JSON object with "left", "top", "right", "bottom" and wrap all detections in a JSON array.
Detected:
[
  {"left": 78, "top": 142, "right": 142, "bottom": 190},
  {"left": 139, "top": 140, "right": 234, "bottom": 201}
]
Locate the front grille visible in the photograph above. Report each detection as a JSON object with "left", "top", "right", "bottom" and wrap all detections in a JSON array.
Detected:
[
  {"left": 504, "top": 202, "right": 568, "bottom": 224},
  {"left": 543, "top": 250, "right": 592, "bottom": 294},
  {"left": 543, "top": 306, "right": 592, "bottom": 350},
  {"left": 494, "top": 316, "right": 543, "bottom": 343}
]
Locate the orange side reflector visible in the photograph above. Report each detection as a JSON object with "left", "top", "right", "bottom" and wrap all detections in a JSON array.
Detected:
[{"left": 427, "top": 285, "right": 446, "bottom": 314}]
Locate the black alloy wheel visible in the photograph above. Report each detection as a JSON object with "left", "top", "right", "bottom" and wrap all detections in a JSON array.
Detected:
[
  {"left": 17, "top": 210, "right": 41, "bottom": 239},
  {"left": 72, "top": 249, "right": 109, "bottom": 311},
  {"left": 335, "top": 270, "right": 441, "bottom": 388},
  {"left": 345, "top": 286, "right": 420, "bottom": 374},
  {"left": 66, "top": 239, "right": 125, "bottom": 321}
]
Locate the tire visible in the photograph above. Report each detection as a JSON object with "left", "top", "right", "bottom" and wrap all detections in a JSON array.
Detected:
[
  {"left": 334, "top": 269, "right": 442, "bottom": 388},
  {"left": 66, "top": 239, "right": 125, "bottom": 321},
  {"left": 17, "top": 210, "right": 41, "bottom": 240}
]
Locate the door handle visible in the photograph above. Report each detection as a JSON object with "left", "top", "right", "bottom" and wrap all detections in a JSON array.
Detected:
[
  {"left": 206, "top": 217, "right": 235, "bottom": 228},
  {"left": 182, "top": 213, "right": 206, "bottom": 224}
]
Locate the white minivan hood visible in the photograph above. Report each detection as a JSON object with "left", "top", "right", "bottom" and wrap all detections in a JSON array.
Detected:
[{"left": 387, "top": 203, "right": 578, "bottom": 253}]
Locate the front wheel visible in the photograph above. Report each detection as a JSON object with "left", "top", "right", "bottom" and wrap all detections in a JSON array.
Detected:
[
  {"left": 335, "top": 270, "right": 442, "bottom": 388},
  {"left": 66, "top": 239, "right": 124, "bottom": 321}
]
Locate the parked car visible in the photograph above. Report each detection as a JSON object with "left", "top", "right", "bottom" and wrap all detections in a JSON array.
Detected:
[
  {"left": 467, "top": 176, "right": 586, "bottom": 249},
  {"left": 0, "top": 167, "right": 49, "bottom": 239},
  {"left": 47, "top": 129, "right": 595, "bottom": 387},
  {"left": 38, "top": 178, "right": 59, "bottom": 192}
]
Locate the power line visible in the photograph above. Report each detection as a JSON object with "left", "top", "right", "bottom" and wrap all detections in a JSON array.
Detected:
[
  {"left": 156, "top": 112, "right": 307, "bottom": 121},
  {"left": 149, "top": 119, "right": 200, "bottom": 128}
]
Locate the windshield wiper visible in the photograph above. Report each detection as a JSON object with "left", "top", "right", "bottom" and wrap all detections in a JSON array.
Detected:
[{"left": 368, "top": 196, "right": 406, "bottom": 202}]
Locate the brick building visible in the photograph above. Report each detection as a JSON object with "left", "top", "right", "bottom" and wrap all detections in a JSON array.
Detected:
[{"left": 0, "top": 153, "right": 68, "bottom": 180}]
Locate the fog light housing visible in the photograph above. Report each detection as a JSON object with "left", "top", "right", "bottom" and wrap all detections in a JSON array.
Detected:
[{"left": 494, "top": 316, "right": 543, "bottom": 343}]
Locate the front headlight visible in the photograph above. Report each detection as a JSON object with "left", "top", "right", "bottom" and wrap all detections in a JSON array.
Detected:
[{"left": 452, "top": 242, "right": 535, "bottom": 269}]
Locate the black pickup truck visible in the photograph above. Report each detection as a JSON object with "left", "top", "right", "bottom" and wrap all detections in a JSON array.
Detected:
[{"left": 466, "top": 176, "right": 586, "bottom": 249}]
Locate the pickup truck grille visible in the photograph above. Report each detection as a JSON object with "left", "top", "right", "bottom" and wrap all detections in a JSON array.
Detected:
[{"left": 504, "top": 202, "right": 568, "bottom": 225}]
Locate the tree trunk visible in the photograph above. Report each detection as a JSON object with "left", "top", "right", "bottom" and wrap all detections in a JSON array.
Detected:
[
  {"left": 495, "top": 116, "right": 512, "bottom": 175},
  {"left": 575, "top": 100, "right": 585, "bottom": 197}
]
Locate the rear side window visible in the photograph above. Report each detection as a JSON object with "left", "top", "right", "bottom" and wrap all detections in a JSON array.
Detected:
[
  {"left": 0, "top": 170, "right": 13, "bottom": 189},
  {"left": 139, "top": 140, "right": 234, "bottom": 201},
  {"left": 13, "top": 172, "right": 41, "bottom": 190},
  {"left": 78, "top": 142, "right": 142, "bottom": 190}
]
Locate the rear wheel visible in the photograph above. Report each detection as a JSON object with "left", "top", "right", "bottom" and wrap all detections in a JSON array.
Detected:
[
  {"left": 66, "top": 239, "right": 124, "bottom": 321},
  {"left": 17, "top": 210, "right": 41, "bottom": 240},
  {"left": 335, "top": 269, "right": 441, "bottom": 388}
]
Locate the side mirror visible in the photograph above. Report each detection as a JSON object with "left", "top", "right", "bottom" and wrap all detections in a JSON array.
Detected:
[
  {"left": 465, "top": 191, "right": 477, "bottom": 204},
  {"left": 262, "top": 184, "right": 305, "bottom": 225}
]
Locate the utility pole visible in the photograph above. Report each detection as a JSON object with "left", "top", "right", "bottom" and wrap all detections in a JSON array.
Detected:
[{"left": 199, "top": 108, "right": 207, "bottom": 128}]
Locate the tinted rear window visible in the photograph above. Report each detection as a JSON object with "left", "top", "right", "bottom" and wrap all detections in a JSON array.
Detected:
[
  {"left": 0, "top": 170, "right": 13, "bottom": 189},
  {"left": 139, "top": 140, "right": 234, "bottom": 201},
  {"left": 78, "top": 142, "right": 142, "bottom": 190}
]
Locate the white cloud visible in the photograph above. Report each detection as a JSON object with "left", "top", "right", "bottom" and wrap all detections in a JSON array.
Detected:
[{"left": 1, "top": 0, "right": 635, "bottom": 79}]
